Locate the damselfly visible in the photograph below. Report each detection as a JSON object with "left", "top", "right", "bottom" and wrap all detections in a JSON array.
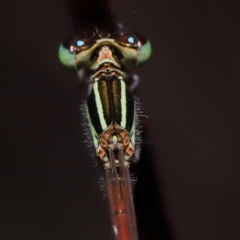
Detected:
[{"left": 58, "top": 1, "right": 151, "bottom": 239}]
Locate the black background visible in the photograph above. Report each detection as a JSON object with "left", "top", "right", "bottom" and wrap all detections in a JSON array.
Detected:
[{"left": 1, "top": 0, "right": 240, "bottom": 239}]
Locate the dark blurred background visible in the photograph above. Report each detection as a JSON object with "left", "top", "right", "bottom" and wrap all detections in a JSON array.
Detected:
[{"left": 1, "top": 0, "right": 240, "bottom": 239}]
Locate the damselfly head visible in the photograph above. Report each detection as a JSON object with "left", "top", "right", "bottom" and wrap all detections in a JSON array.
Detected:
[{"left": 58, "top": 31, "right": 151, "bottom": 72}]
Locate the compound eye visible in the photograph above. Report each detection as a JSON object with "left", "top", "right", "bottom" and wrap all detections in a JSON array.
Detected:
[
  {"left": 73, "top": 36, "right": 96, "bottom": 53},
  {"left": 58, "top": 35, "right": 96, "bottom": 70},
  {"left": 133, "top": 32, "right": 152, "bottom": 66},
  {"left": 114, "top": 32, "right": 151, "bottom": 67},
  {"left": 115, "top": 34, "right": 138, "bottom": 49},
  {"left": 58, "top": 36, "right": 76, "bottom": 70}
]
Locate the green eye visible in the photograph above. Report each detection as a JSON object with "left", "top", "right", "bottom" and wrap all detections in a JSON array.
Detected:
[
  {"left": 58, "top": 36, "right": 96, "bottom": 71},
  {"left": 58, "top": 43, "right": 76, "bottom": 70},
  {"left": 115, "top": 32, "right": 151, "bottom": 68},
  {"left": 137, "top": 40, "right": 152, "bottom": 66}
]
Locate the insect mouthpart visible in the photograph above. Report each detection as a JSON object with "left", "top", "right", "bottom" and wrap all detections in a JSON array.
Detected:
[{"left": 97, "top": 45, "right": 115, "bottom": 62}]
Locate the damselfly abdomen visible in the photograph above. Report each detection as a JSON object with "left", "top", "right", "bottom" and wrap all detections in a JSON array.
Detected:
[{"left": 59, "top": 18, "right": 151, "bottom": 240}]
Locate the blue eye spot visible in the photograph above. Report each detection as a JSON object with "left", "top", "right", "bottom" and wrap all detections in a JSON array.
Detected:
[
  {"left": 127, "top": 37, "right": 134, "bottom": 44},
  {"left": 76, "top": 40, "right": 84, "bottom": 47}
]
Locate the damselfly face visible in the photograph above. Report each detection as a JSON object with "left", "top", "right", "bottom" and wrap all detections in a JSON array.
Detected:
[{"left": 58, "top": 32, "right": 151, "bottom": 71}]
